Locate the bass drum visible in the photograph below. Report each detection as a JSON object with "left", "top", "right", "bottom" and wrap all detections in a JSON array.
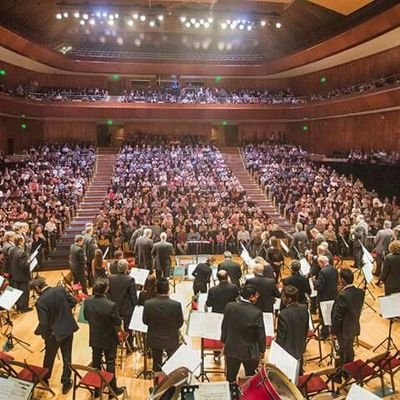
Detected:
[
  {"left": 149, "top": 367, "right": 189, "bottom": 400},
  {"left": 240, "top": 364, "right": 304, "bottom": 400}
]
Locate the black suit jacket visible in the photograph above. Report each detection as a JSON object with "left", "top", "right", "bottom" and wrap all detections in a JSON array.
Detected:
[
  {"left": 246, "top": 275, "right": 280, "bottom": 313},
  {"left": 143, "top": 295, "right": 184, "bottom": 350},
  {"left": 276, "top": 303, "right": 309, "bottom": 360},
  {"left": 206, "top": 282, "right": 239, "bottom": 313},
  {"left": 35, "top": 286, "right": 79, "bottom": 341},
  {"left": 83, "top": 233, "right": 97, "bottom": 263},
  {"left": 381, "top": 253, "right": 400, "bottom": 295},
  {"left": 134, "top": 236, "right": 153, "bottom": 269},
  {"left": 221, "top": 299, "right": 266, "bottom": 360},
  {"left": 217, "top": 260, "right": 242, "bottom": 287},
  {"left": 1, "top": 241, "right": 14, "bottom": 273},
  {"left": 69, "top": 243, "right": 86, "bottom": 272},
  {"left": 331, "top": 285, "right": 365, "bottom": 339},
  {"left": 315, "top": 265, "right": 338, "bottom": 302},
  {"left": 8, "top": 246, "right": 30, "bottom": 282},
  {"left": 192, "top": 262, "right": 212, "bottom": 293},
  {"left": 108, "top": 274, "right": 138, "bottom": 318},
  {"left": 283, "top": 273, "right": 311, "bottom": 304},
  {"left": 151, "top": 241, "right": 174, "bottom": 270},
  {"left": 83, "top": 295, "right": 122, "bottom": 349}
]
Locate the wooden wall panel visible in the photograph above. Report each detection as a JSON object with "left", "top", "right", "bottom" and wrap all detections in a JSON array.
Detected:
[
  {"left": 286, "top": 111, "right": 400, "bottom": 153},
  {"left": 43, "top": 121, "right": 96, "bottom": 143},
  {"left": 238, "top": 123, "right": 287, "bottom": 142}
]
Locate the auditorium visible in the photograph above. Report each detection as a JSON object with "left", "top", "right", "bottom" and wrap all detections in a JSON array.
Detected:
[{"left": 0, "top": 0, "right": 399, "bottom": 399}]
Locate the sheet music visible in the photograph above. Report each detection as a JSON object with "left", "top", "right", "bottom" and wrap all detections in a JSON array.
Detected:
[
  {"left": 129, "top": 268, "right": 150, "bottom": 286},
  {"left": 29, "top": 257, "right": 38, "bottom": 272},
  {"left": 269, "top": 341, "right": 300, "bottom": 384},
  {"left": 309, "top": 278, "right": 317, "bottom": 298},
  {"left": 198, "top": 293, "right": 207, "bottom": 312},
  {"left": 240, "top": 244, "right": 255, "bottom": 268},
  {"left": 361, "top": 243, "right": 374, "bottom": 264},
  {"left": 211, "top": 267, "right": 218, "bottom": 281},
  {"left": 346, "top": 383, "right": 380, "bottom": 400},
  {"left": 299, "top": 258, "right": 311, "bottom": 276},
  {"left": 102, "top": 247, "right": 109, "bottom": 259},
  {"left": 0, "top": 286, "right": 23, "bottom": 310},
  {"left": 187, "top": 311, "right": 223, "bottom": 341},
  {"left": 162, "top": 343, "right": 202, "bottom": 375},
  {"left": 263, "top": 312, "right": 274, "bottom": 337},
  {"left": 362, "top": 262, "right": 373, "bottom": 284},
  {"left": 194, "top": 382, "right": 230, "bottom": 400},
  {"left": 27, "top": 247, "right": 40, "bottom": 264},
  {"left": 0, "top": 276, "right": 4, "bottom": 287},
  {"left": 187, "top": 264, "right": 197, "bottom": 280},
  {"left": 170, "top": 293, "right": 187, "bottom": 319},
  {"left": 0, "top": 377, "right": 34, "bottom": 400},
  {"left": 273, "top": 297, "right": 281, "bottom": 311},
  {"left": 280, "top": 240, "right": 289, "bottom": 254},
  {"left": 308, "top": 312, "right": 314, "bottom": 331},
  {"left": 320, "top": 300, "right": 334, "bottom": 326},
  {"left": 129, "top": 305, "right": 148, "bottom": 333},
  {"left": 378, "top": 293, "right": 400, "bottom": 319}
]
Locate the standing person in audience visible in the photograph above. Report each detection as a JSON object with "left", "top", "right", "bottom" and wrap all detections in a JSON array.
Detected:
[
  {"left": 151, "top": 232, "right": 175, "bottom": 279},
  {"left": 381, "top": 240, "right": 400, "bottom": 295},
  {"left": 1, "top": 230, "right": 15, "bottom": 274},
  {"left": 30, "top": 277, "right": 79, "bottom": 395},
  {"left": 69, "top": 235, "right": 88, "bottom": 295},
  {"left": 283, "top": 260, "right": 311, "bottom": 305},
  {"left": 109, "top": 250, "right": 124, "bottom": 275},
  {"left": 83, "top": 224, "right": 97, "bottom": 287},
  {"left": 373, "top": 220, "right": 393, "bottom": 280},
  {"left": 276, "top": 285, "right": 309, "bottom": 374},
  {"left": 314, "top": 255, "right": 338, "bottom": 340},
  {"left": 143, "top": 278, "right": 184, "bottom": 373},
  {"left": 290, "top": 222, "right": 308, "bottom": 259},
  {"left": 246, "top": 263, "right": 280, "bottom": 313},
  {"left": 8, "top": 234, "right": 32, "bottom": 312},
  {"left": 108, "top": 259, "right": 138, "bottom": 350},
  {"left": 192, "top": 256, "right": 213, "bottom": 294},
  {"left": 217, "top": 251, "right": 242, "bottom": 288},
  {"left": 221, "top": 284, "right": 265, "bottom": 383},
  {"left": 134, "top": 228, "right": 153, "bottom": 270},
  {"left": 331, "top": 268, "right": 364, "bottom": 370},
  {"left": 84, "top": 279, "right": 125, "bottom": 397}
]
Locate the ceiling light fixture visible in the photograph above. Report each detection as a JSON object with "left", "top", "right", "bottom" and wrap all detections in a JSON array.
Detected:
[
  {"left": 127, "top": 19, "right": 134, "bottom": 26},
  {"left": 56, "top": 13, "right": 62, "bottom": 20},
  {"left": 63, "top": 12, "right": 69, "bottom": 18},
  {"left": 149, "top": 20, "right": 155, "bottom": 27},
  {"left": 140, "top": 15, "right": 146, "bottom": 22},
  {"left": 261, "top": 20, "right": 266, "bottom": 27},
  {"left": 275, "top": 21, "right": 282, "bottom": 29}
]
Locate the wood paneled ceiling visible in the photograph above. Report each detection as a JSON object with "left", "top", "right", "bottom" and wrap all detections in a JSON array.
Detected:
[{"left": 0, "top": 0, "right": 397, "bottom": 63}]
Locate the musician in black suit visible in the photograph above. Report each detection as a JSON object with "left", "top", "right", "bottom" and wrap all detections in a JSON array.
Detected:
[
  {"left": 108, "top": 259, "right": 138, "bottom": 349},
  {"left": 8, "top": 234, "right": 32, "bottom": 312},
  {"left": 331, "top": 268, "right": 365, "bottom": 365},
  {"left": 151, "top": 232, "right": 175, "bottom": 279},
  {"left": 373, "top": 221, "right": 393, "bottom": 279},
  {"left": 221, "top": 284, "right": 266, "bottom": 382},
  {"left": 69, "top": 235, "right": 88, "bottom": 295},
  {"left": 206, "top": 270, "right": 239, "bottom": 313},
  {"left": 381, "top": 240, "right": 400, "bottom": 295},
  {"left": 83, "top": 279, "right": 124, "bottom": 396},
  {"left": 1, "top": 230, "right": 15, "bottom": 274},
  {"left": 290, "top": 222, "right": 309, "bottom": 259},
  {"left": 143, "top": 278, "right": 184, "bottom": 372},
  {"left": 30, "top": 277, "right": 79, "bottom": 394},
  {"left": 134, "top": 228, "right": 153, "bottom": 270},
  {"left": 246, "top": 263, "right": 280, "bottom": 313},
  {"left": 314, "top": 255, "right": 338, "bottom": 339},
  {"left": 83, "top": 224, "right": 97, "bottom": 287},
  {"left": 109, "top": 250, "right": 124, "bottom": 275},
  {"left": 217, "top": 251, "right": 242, "bottom": 287},
  {"left": 283, "top": 260, "right": 311, "bottom": 304},
  {"left": 276, "top": 285, "right": 309, "bottom": 374},
  {"left": 192, "top": 256, "right": 213, "bottom": 294}
]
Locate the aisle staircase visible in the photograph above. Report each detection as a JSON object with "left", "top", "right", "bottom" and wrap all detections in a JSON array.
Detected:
[
  {"left": 220, "top": 147, "right": 293, "bottom": 233},
  {"left": 42, "top": 147, "right": 118, "bottom": 270}
]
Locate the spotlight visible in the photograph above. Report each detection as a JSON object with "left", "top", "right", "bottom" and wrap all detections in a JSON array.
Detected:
[
  {"left": 108, "top": 20, "right": 114, "bottom": 26},
  {"left": 239, "top": 24, "right": 244, "bottom": 30},
  {"left": 275, "top": 21, "right": 282, "bottom": 29},
  {"left": 140, "top": 15, "right": 146, "bottom": 22},
  {"left": 114, "top": 13, "right": 119, "bottom": 19},
  {"left": 73, "top": 12, "right": 80, "bottom": 18},
  {"left": 199, "top": 19, "right": 204, "bottom": 24},
  {"left": 96, "top": 11, "right": 101, "bottom": 17},
  {"left": 108, "top": 14, "right": 114, "bottom": 20},
  {"left": 185, "top": 21, "right": 191, "bottom": 28},
  {"left": 221, "top": 22, "right": 227, "bottom": 30},
  {"left": 56, "top": 13, "right": 62, "bottom": 20},
  {"left": 133, "top": 13, "right": 139, "bottom": 20},
  {"left": 247, "top": 25, "right": 252, "bottom": 31},
  {"left": 82, "top": 13, "right": 88, "bottom": 20},
  {"left": 127, "top": 19, "right": 134, "bottom": 26},
  {"left": 63, "top": 12, "right": 69, "bottom": 18},
  {"left": 102, "top": 12, "right": 107, "bottom": 18},
  {"left": 149, "top": 20, "right": 155, "bottom": 27},
  {"left": 194, "top": 22, "right": 200, "bottom": 28},
  {"left": 117, "top": 37, "right": 123, "bottom": 45},
  {"left": 89, "top": 19, "right": 95, "bottom": 25},
  {"left": 180, "top": 16, "right": 187, "bottom": 23},
  {"left": 261, "top": 20, "right": 267, "bottom": 27},
  {"left": 80, "top": 20, "right": 85, "bottom": 25},
  {"left": 208, "top": 17, "right": 213, "bottom": 23},
  {"left": 204, "top": 22, "right": 210, "bottom": 29},
  {"left": 190, "top": 18, "right": 196, "bottom": 24},
  {"left": 157, "top": 15, "right": 164, "bottom": 21}
]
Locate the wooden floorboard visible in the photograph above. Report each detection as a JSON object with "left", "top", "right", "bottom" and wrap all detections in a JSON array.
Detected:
[{"left": 1, "top": 257, "right": 399, "bottom": 399}]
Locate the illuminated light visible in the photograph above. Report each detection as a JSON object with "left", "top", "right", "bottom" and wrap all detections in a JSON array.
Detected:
[
  {"left": 108, "top": 20, "right": 114, "bottom": 26},
  {"left": 190, "top": 18, "right": 196, "bottom": 24},
  {"left": 114, "top": 14, "right": 119, "bottom": 19},
  {"left": 99, "top": 36, "right": 106, "bottom": 43},
  {"left": 102, "top": 12, "right": 107, "bottom": 18},
  {"left": 63, "top": 12, "right": 69, "bottom": 18},
  {"left": 112, "top": 74, "right": 120, "bottom": 80},
  {"left": 180, "top": 16, "right": 187, "bottom": 23},
  {"left": 239, "top": 24, "right": 244, "bottom": 30},
  {"left": 185, "top": 21, "right": 191, "bottom": 28},
  {"left": 222, "top": 121, "right": 228, "bottom": 127},
  {"left": 157, "top": 15, "right": 164, "bottom": 21},
  {"left": 116, "top": 37, "right": 123, "bottom": 45},
  {"left": 96, "top": 11, "right": 101, "bottom": 17},
  {"left": 217, "top": 41, "right": 225, "bottom": 50},
  {"left": 303, "top": 125, "right": 309, "bottom": 132},
  {"left": 215, "top": 76, "right": 222, "bottom": 82},
  {"left": 230, "top": 24, "right": 236, "bottom": 30},
  {"left": 80, "top": 20, "right": 85, "bottom": 25},
  {"left": 108, "top": 14, "right": 114, "bottom": 20},
  {"left": 208, "top": 17, "right": 213, "bottom": 23},
  {"left": 56, "top": 13, "right": 62, "bottom": 20},
  {"left": 247, "top": 25, "right": 252, "bottom": 31},
  {"left": 149, "top": 20, "right": 155, "bottom": 27},
  {"left": 194, "top": 22, "right": 200, "bottom": 28},
  {"left": 89, "top": 19, "right": 95, "bottom": 25},
  {"left": 21, "top": 123, "right": 27, "bottom": 129},
  {"left": 133, "top": 13, "right": 139, "bottom": 20},
  {"left": 221, "top": 22, "right": 227, "bottom": 29},
  {"left": 107, "top": 120, "right": 113, "bottom": 126},
  {"left": 226, "top": 42, "right": 232, "bottom": 50},
  {"left": 226, "top": 20, "right": 231, "bottom": 24},
  {"left": 204, "top": 22, "right": 210, "bottom": 28},
  {"left": 82, "top": 13, "right": 88, "bottom": 20},
  {"left": 73, "top": 12, "right": 80, "bottom": 18},
  {"left": 261, "top": 20, "right": 267, "bottom": 27},
  {"left": 127, "top": 19, "right": 134, "bottom": 26},
  {"left": 275, "top": 21, "right": 282, "bottom": 29},
  {"left": 199, "top": 19, "right": 204, "bottom": 24},
  {"left": 320, "top": 76, "right": 327, "bottom": 84},
  {"left": 134, "top": 38, "right": 141, "bottom": 47},
  {"left": 0, "top": 69, "right": 6, "bottom": 76},
  {"left": 140, "top": 15, "right": 146, "bottom": 22}
]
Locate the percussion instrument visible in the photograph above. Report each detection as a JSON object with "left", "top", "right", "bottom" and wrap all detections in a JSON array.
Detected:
[
  {"left": 149, "top": 367, "right": 189, "bottom": 400},
  {"left": 240, "top": 363, "right": 304, "bottom": 400}
]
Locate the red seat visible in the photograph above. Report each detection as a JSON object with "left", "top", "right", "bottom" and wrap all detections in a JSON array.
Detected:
[
  {"left": 378, "top": 356, "right": 400, "bottom": 371},
  {"left": 298, "top": 374, "right": 328, "bottom": 393},
  {"left": 80, "top": 370, "right": 114, "bottom": 388},
  {"left": 72, "top": 283, "right": 82, "bottom": 291},
  {"left": 18, "top": 365, "right": 49, "bottom": 382},
  {"left": 343, "top": 359, "right": 376, "bottom": 380},
  {"left": 203, "top": 339, "right": 223, "bottom": 349},
  {"left": 0, "top": 352, "right": 14, "bottom": 362}
]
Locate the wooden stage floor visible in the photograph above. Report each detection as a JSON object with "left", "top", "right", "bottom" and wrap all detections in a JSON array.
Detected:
[{"left": 1, "top": 257, "right": 399, "bottom": 399}]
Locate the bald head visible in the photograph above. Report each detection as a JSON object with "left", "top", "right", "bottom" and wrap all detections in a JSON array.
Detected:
[{"left": 217, "top": 270, "right": 228, "bottom": 282}]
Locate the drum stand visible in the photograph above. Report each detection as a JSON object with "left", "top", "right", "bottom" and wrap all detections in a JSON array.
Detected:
[
  {"left": 0, "top": 310, "right": 32, "bottom": 352},
  {"left": 373, "top": 318, "right": 399, "bottom": 352}
]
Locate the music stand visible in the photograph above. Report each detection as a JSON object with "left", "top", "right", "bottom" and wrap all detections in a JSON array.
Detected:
[
  {"left": 0, "top": 310, "right": 32, "bottom": 353},
  {"left": 356, "top": 261, "right": 377, "bottom": 313},
  {"left": 374, "top": 294, "right": 400, "bottom": 352}
]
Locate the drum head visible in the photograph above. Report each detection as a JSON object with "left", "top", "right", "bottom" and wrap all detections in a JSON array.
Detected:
[
  {"left": 263, "top": 364, "right": 304, "bottom": 400},
  {"left": 150, "top": 367, "right": 189, "bottom": 400}
]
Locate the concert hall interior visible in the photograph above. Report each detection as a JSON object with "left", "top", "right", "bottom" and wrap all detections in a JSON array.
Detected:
[{"left": 0, "top": 0, "right": 400, "bottom": 399}]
